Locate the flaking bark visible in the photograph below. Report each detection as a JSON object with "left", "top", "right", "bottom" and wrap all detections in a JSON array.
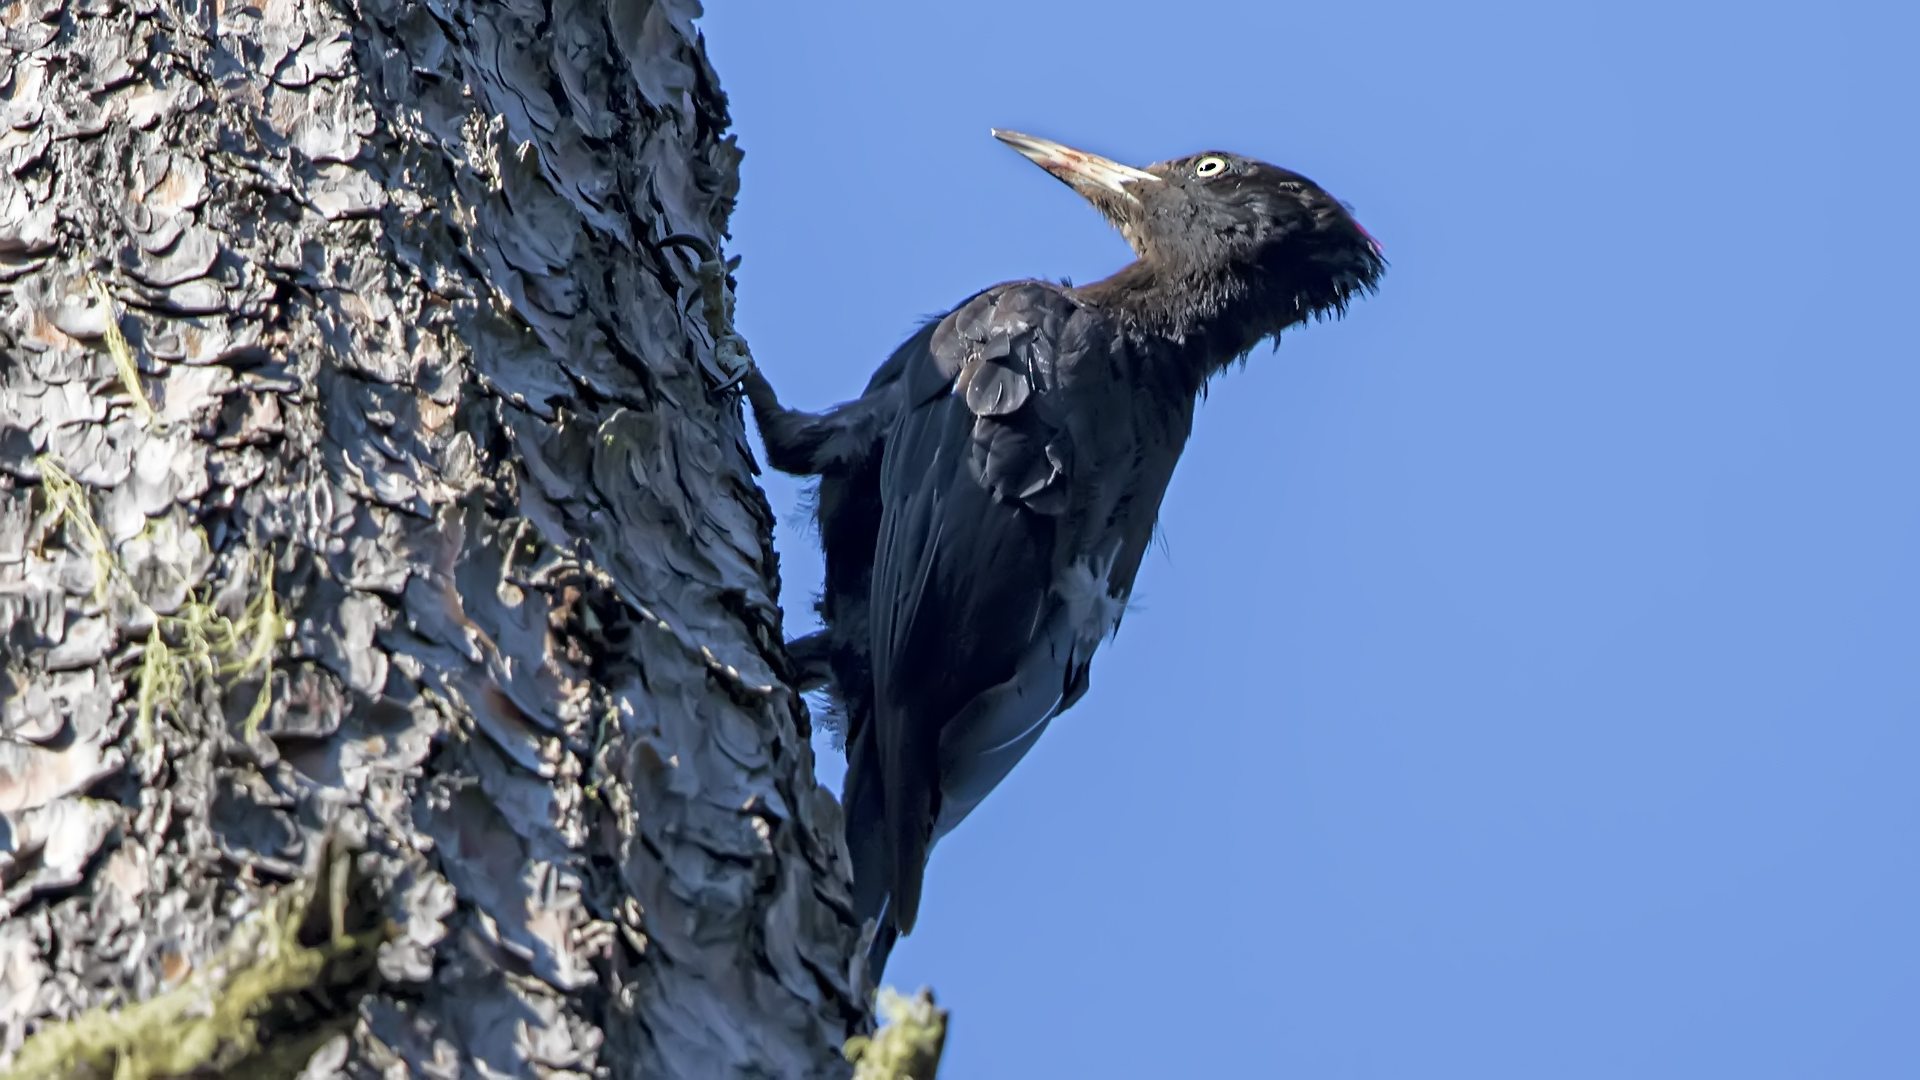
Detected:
[{"left": 0, "top": 0, "right": 863, "bottom": 1075}]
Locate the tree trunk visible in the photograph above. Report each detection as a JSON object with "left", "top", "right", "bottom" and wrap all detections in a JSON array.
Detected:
[{"left": 0, "top": 0, "right": 864, "bottom": 1075}]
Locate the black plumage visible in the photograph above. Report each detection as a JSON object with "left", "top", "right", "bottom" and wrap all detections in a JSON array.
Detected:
[{"left": 744, "top": 130, "right": 1385, "bottom": 976}]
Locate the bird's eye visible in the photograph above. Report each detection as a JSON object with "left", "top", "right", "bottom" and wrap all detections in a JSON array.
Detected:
[{"left": 1194, "top": 156, "right": 1228, "bottom": 178}]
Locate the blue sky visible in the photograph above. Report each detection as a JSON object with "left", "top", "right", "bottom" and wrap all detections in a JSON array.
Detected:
[{"left": 698, "top": 2, "right": 1919, "bottom": 1075}]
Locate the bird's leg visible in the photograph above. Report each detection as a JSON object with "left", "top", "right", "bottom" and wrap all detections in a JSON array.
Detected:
[
  {"left": 661, "top": 233, "right": 875, "bottom": 476},
  {"left": 660, "top": 236, "right": 873, "bottom": 714},
  {"left": 784, "top": 628, "right": 836, "bottom": 692}
]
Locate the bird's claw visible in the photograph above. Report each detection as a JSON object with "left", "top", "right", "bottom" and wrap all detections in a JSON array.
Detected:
[
  {"left": 658, "top": 232, "right": 717, "bottom": 263},
  {"left": 710, "top": 355, "right": 753, "bottom": 393},
  {"left": 702, "top": 297, "right": 755, "bottom": 391},
  {"left": 660, "top": 233, "right": 754, "bottom": 390}
]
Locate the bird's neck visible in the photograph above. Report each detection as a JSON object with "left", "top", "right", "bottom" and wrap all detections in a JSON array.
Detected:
[{"left": 1080, "top": 259, "right": 1297, "bottom": 391}]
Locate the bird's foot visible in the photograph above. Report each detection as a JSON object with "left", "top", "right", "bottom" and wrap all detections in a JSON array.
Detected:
[
  {"left": 661, "top": 233, "right": 755, "bottom": 391},
  {"left": 785, "top": 629, "right": 835, "bottom": 692}
]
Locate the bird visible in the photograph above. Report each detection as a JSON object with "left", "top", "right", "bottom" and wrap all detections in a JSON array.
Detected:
[{"left": 739, "top": 130, "right": 1385, "bottom": 978}]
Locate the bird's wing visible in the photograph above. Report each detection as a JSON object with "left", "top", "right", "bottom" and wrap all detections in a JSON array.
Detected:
[{"left": 866, "top": 281, "right": 1100, "bottom": 932}]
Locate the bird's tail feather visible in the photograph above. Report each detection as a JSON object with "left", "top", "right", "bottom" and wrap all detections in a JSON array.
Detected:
[{"left": 864, "top": 896, "right": 901, "bottom": 983}]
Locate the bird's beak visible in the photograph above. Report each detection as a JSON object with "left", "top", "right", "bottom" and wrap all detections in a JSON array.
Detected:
[{"left": 992, "top": 130, "right": 1161, "bottom": 203}]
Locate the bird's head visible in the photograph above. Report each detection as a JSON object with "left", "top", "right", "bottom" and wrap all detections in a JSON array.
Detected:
[{"left": 992, "top": 130, "right": 1385, "bottom": 335}]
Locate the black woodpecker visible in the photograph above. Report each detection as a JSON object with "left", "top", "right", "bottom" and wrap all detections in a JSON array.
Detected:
[{"left": 740, "top": 130, "right": 1385, "bottom": 977}]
